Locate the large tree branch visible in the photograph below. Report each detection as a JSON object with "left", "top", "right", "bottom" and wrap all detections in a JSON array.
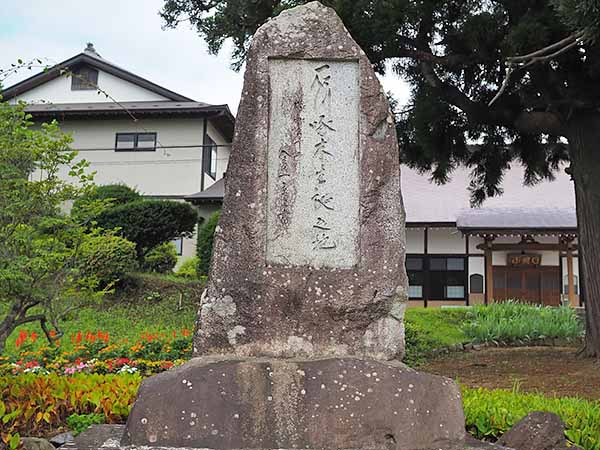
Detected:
[{"left": 421, "top": 60, "right": 564, "bottom": 135}]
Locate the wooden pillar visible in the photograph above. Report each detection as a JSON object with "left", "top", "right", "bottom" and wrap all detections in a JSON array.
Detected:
[
  {"left": 485, "top": 237, "right": 494, "bottom": 304},
  {"left": 567, "top": 245, "right": 576, "bottom": 307}
]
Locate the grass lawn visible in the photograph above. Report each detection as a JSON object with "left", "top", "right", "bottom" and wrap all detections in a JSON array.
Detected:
[{"left": 1, "top": 274, "right": 199, "bottom": 357}]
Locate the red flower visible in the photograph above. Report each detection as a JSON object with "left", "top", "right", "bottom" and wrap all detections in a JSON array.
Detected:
[
  {"left": 76, "top": 331, "right": 82, "bottom": 344},
  {"left": 30, "top": 331, "right": 38, "bottom": 343}
]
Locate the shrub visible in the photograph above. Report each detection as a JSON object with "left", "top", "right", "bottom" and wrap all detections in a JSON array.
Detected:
[
  {"left": 463, "top": 386, "right": 600, "bottom": 450},
  {"left": 66, "top": 413, "right": 105, "bottom": 435},
  {"left": 72, "top": 184, "right": 141, "bottom": 219},
  {"left": 142, "top": 243, "right": 178, "bottom": 274},
  {"left": 79, "top": 233, "right": 137, "bottom": 286},
  {"left": 464, "top": 301, "right": 584, "bottom": 344},
  {"left": 197, "top": 210, "right": 220, "bottom": 275},
  {"left": 175, "top": 257, "right": 199, "bottom": 279},
  {"left": 0, "top": 373, "right": 141, "bottom": 440},
  {"left": 95, "top": 200, "right": 198, "bottom": 258}
]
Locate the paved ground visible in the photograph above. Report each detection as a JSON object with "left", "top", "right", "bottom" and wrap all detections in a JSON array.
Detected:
[{"left": 422, "top": 346, "right": 600, "bottom": 400}]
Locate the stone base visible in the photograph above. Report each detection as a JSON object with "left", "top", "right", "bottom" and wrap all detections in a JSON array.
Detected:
[
  {"left": 66, "top": 424, "right": 510, "bottom": 450},
  {"left": 122, "top": 356, "right": 468, "bottom": 450}
]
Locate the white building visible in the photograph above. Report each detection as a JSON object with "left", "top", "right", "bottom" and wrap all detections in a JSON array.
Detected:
[
  {"left": 188, "top": 165, "right": 581, "bottom": 309},
  {"left": 2, "top": 44, "right": 234, "bottom": 260},
  {"left": 3, "top": 45, "right": 582, "bottom": 307}
]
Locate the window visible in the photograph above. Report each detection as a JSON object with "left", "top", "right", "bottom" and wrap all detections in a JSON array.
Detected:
[
  {"left": 406, "top": 256, "right": 424, "bottom": 299},
  {"left": 115, "top": 133, "right": 157, "bottom": 151},
  {"left": 172, "top": 237, "right": 183, "bottom": 256},
  {"left": 203, "top": 136, "right": 217, "bottom": 179},
  {"left": 562, "top": 275, "right": 579, "bottom": 295},
  {"left": 428, "top": 256, "right": 467, "bottom": 300},
  {"left": 470, "top": 274, "right": 484, "bottom": 294},
  {"left": 71, "top": 67, "right": 98, "bottom": 90}
]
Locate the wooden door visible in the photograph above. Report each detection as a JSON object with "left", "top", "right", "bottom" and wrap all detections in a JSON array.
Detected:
[{"left": 492, "top": 266, "right": 560, "bottom": 306}]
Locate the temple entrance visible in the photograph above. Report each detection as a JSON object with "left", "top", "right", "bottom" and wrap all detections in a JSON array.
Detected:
[{"left": 492, "top": 266, "right": 561, "bottom": 306}]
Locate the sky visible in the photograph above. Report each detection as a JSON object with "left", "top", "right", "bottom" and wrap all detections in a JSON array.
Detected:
[{"left": 0, "top": 0, "right": 410, "bottom": 113}]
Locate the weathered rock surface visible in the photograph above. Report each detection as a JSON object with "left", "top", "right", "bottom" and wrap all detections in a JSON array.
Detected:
[
  {"left": 49, "top": 432, "right": 74, "bottom": 448},
  {"left": 497, "top": 412, "right": 566, "bottom": 450},
  {"left": 195, "top": 0, "right": 407, "bottom": 360},
  {"left": 21, "top": 438, "right": 55, "bottom": 450},
  {"left": 124, "top": 357, "right": 465, "bottom": 449}
]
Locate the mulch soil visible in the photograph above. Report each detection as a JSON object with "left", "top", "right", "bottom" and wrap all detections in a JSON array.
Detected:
[{"left": 422, "top": 346, "right": 600, "bottom": 400}]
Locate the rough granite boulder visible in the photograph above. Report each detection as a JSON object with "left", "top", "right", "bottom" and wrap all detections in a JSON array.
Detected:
[
  {"left": 194, "top": 1, "right": 408, "bottom": 360},
  {"left": 124, "top": 357, "right": 466, "bottom": 449},
  {"left": 497, "top": 412, "right": 566, "bottom": 450}
]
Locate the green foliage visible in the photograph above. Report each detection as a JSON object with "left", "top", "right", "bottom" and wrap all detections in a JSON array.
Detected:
[
  {"left": 79, "top": 233, "right": 138, "bottom": 286},
  {"left": 552, "top": 0, "right": 600, "bottom": 42},
  {"left": 464, "top": 301, "right": 584, "bottom": 344},
  {"left": 175, "top": 257, "right": 199, "bottom": 279},
  {"left": 66, "top": 413, "right": 106, "bottom": 435},
  {"left": 403, "top": 308, "right": 469, "bottom": 366},
  {"left": 0, "top": 275, "right": 201, "bottom": 357},
  {"left": 94, "top": 200, "right": 197, "bottom": 258},
  {"left": 0, "top": 373, "right": 140, "bottom": 439},
  {"left": 72, "top": 184, "right": 141, "bottom": 218},
  {"left": 0, "top": 98, "right": 107, "bottom": 353},
  {"left": 142, "top": 243, "right": 178, "bottom": 274},
  {"left": 463, "top": 386, "right": 600, "bottom": 450},
  {"left": 158, "top": 0, "right": 596, "bottom": 205},
  {"left": 196, "top": 211, "right": 220, "bottom": 275}
]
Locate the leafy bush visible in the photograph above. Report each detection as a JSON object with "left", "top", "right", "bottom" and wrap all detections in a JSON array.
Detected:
[
  {"left": 464, "top": 301, "right": 584, "bottom": 344},
  {"left": 95, "top": 200, "right": 197, "bottom": 258},
  {"left": 72, "top": 184, "right": 141, "bottom": 215},
  {"left": 142, "top": 243, "right": 178, "bottom": 274},
  {"left": 175, "top": 256, "right": 199, "bottom": 279},
  {"left": 197, "top": 210, "right": 220, "bottom": 275},
  {"left": 66, "top": 413, "right": 105, "bottom": 435},
  {"left": 79, "top": 233, "right": 137, "bottom": 286},
  {"left": 463, "top": 386, "right": 600, "bottom": 450},
  {"left": 0, "top": 373, "right": 140, "bottom": 440}
]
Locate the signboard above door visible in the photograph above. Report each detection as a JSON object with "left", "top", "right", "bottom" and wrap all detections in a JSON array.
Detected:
[{"left": 508, "top": 253, "right": 542, "bottom": 267}]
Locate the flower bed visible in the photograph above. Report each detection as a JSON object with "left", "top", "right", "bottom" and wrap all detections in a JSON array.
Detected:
[{"left": 1, "top": 328, "right": 193, "bottom": 376}]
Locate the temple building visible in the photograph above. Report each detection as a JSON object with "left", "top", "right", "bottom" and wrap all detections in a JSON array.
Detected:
[{"left": 188, "top": 163, "right": 580, "bottom": 308}]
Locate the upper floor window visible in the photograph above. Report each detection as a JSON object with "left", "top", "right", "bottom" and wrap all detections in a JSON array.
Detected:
[
  {"left": 71, "top": 67, "right": 98, "bottom": 91},
  {"left": 203, "top": 136, "right": 218, "bottom": 179},
  {"left": 115, "top": 132, "right": 157, "bottom": 151}
]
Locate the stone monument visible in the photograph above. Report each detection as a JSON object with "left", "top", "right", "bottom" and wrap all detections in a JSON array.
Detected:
[{"left": 121, "top": 3, "right": 468, "bottom": 450}]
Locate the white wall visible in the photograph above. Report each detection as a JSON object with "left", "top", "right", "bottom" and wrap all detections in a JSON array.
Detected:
[
  {"left": 406, "top": 228, "right": 425, "bottom": 253},
  {"left": 12, "top": 70, "right": 168, "bottom": 104},
  {"left": 204, "top": 121, "right": 231, "bottom": 189},
  {"left": 49, "top": 117, "right": 231, "bottom": 197},
  {"left": 427, "top": 228, "right": 465, "bottom": 254}
]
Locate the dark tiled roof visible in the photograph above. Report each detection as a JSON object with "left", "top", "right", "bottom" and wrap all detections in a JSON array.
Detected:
[
  {"left": 186, "top": 178, "right": 225, "bottom": 201},
  {"left": 24, "top": 101, "right": 235, "bottom": 142},
  {"left": 23, "top": 101, "right": 212, "bottom": 112},
  {"left": 456, "top": 207, "right": 577, "bottom": 231},
  {"left": 1, "top": 50, "right": 193, "bottom": 102},
  {"left": 186, "top": 165, "right": 576, "bottom": 229}
]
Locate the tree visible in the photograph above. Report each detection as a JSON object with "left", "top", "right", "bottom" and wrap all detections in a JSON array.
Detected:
[
  {"left": 161, "top": 0, "right": 600, "bottom": 357},
  {"left": 93, "top": 199, "right": 198, "bottom": 260},
  {"left": 0, "top": 99, "right": 105, "bottom": 353}
]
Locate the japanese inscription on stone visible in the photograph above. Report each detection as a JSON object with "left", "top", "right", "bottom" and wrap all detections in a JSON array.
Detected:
[{"left": 266, "top": 59, "right": 360, "bottom": 268}]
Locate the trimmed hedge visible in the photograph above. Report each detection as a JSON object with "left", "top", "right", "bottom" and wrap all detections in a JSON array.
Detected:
[
  {"left": 79, "top": 233, "right": 137, "bottom": 285},
  {"left": 142, "top": 242, "right": 178, "bottom": 274}
]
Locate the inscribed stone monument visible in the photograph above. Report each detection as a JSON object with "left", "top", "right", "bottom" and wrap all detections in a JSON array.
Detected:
[
  {"left": 195, "top": 0, "right": 407, "bottom": 361},
  {"left": 122, "top": 3, "right": 470, "bottom": 450}
]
